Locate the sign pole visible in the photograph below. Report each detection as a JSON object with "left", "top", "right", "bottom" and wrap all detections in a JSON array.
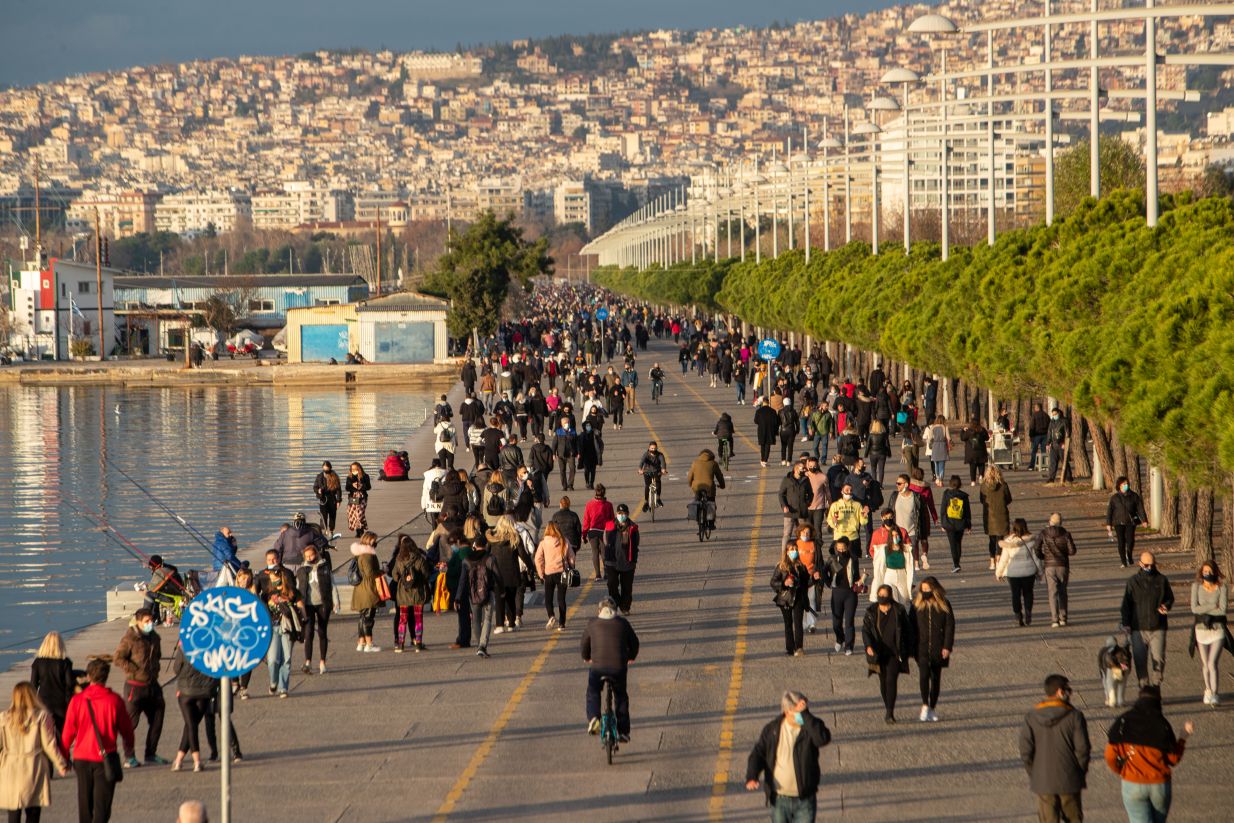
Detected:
[{"left": 220, "top": 675, "right": 231, "bottom": 823}]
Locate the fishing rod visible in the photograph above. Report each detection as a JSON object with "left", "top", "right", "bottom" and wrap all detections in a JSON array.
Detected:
[
  {"left": 102, "top": 455, "right": 213, "bottom": 551},
  {"left": 61, "top": 493, "right": 191, "bottom": 596}
]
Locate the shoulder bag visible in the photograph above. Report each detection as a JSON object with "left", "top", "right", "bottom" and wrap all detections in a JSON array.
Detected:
[{"left": 85, "top": 700, "right": 123, "bottom": 784}]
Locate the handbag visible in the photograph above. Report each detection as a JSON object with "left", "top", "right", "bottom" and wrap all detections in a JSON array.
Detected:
[
  {"left": 563, "top": 555, "right": 582, "bottom": 589},
  {"left": 85, "top": 700, "right": 123, "bottom": 784},
  {"left": 374, "top": 574, "right": 392, "bottom": 603}
]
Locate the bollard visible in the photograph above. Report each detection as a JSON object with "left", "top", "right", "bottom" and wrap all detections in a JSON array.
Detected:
[{"left": 1149, "top": 466, "right": 1164, "bottom": 530}]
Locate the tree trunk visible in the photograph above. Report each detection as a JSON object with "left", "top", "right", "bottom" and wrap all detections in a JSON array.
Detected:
[
  {"left": 1178, "top": 478, "right": 1197, "bottom": 552},
  {"left": 1068, "top": 409, "right": 1091, "bottom": 479},
  {"left": 1161, "top": 471, "right": 1180, "bottom": 538},
  {"left": 1110, "top": 427, "right": 1128, "bottom": 482},
  {"left": 1090, "top": 418, "right": 1116, "bottom": 491},
  {"left": 1223, "top": 478, "right": 1234, "bottom": 579},
  {"left": 1194, "top": 486, "right": 1215, "bottom": 565},
  {"left": 1125, "top": 447, "right": 1144, "bottom": 496}
]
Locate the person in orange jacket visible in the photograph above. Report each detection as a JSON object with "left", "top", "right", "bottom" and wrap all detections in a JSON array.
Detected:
[{"left": 1105, "top": 685, "right": 1194, "bottom": 821}]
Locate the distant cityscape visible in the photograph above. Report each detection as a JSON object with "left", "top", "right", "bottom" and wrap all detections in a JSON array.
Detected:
[{"left": 3, "top": 0, "right": 1234, "bottom": 248}]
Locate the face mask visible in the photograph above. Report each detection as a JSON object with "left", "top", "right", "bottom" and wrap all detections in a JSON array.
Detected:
[
  {"left": 1203, "top": 573, "right": 1218, "bottom": 583},
  {"left": 842, "top": 493, "right": 852, "bottom": 501},
  {"left": 140, "top": 622, "right": 154, "bottom": 635},
  {"left": 800, "top": 533, "right": 810, "bottom": 542},
  {"left": 787, "top": 550, "right": 799, "bottom": 561},
  {"left": 1120, "top": 484, "right": 1130, "bottom": 493},
  {"left": 267, "top": 563, "right": 277, "bottom": 570},
  {"left": 792, "top": 711, "right": 804, "bottom": 726},
  {"left": 877, "top": 595, "right": 891, "bottom": 606},
  {"left": 883, "top": 519, "right": 894, "bottom": 527},
  {"left": 920, "top": 590, "right": 934, "bottom": 601},
  {"left": 616, "top": 514, "right": 628, "bottom": 523},
  {"left": 837, "top": 547, "right": 849, "bottom": 555},
  {"left": 1140, "top": 564, "right": 1153, "bottom": 574}
]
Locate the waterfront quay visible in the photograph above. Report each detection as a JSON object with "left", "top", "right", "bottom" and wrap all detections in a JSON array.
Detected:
[{"left": 7, "top": 339, "right": 1234, "bottom": 822}]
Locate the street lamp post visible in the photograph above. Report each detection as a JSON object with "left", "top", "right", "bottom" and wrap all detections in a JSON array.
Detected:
[
  {"left": 818, "top": 134, "right": 842, "bottom": 253},
  {"left": 1146, "top": 0, "right": 1159, "bottom": 226},
  {"left": 881, "top": 68, "right": 920, "bottom": 252},
  {"left": 908, "top": 13, "right": 959, "bottom": 260},
  {"left": 854, "top": 119, "right": 884, "bottom": 255}
]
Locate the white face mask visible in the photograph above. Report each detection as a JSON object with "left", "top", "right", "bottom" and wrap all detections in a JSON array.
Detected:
[{"left": 842, "top": 493, "right": 852, "bottom": 501}]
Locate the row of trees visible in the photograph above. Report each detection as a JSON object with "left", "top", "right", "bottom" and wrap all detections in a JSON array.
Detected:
[{"left": 594, "top": 190, "right": 1234, "bottom": 568}]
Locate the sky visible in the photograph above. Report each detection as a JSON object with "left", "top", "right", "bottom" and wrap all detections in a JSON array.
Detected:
[{"left": 3, "top": 0, "right": 896, "bottom": 87}]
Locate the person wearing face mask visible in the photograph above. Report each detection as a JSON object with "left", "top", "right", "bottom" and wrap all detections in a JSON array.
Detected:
[
  {"left": 909, "top": 577, "right": 955, "bottom": 722},
  {"left": 345, "top": 462, "right": 371, "bottom": 538},
  {"left": 257, "top": 549, "right": 303, "bottom": 697},
  {"left": 637, "top": 442, "right": 667, "bottom": 512},
  {"left": 744, "top": 690, "right": 832, "bottom": 822},
  {"left": 771, "top": 542, "right": 811, "bottom": 657},
  {"left": 1105, "top": 475, "right": 1148, "bottom": 568},
  {"left": 823, "top": 537, "right": 864, "bottom": 655},
  {"left": 803, "top": 457, "right": 830, "bottom": 545},
  {"left": 870, "top": 509, "right": 914, "bottom": 605},
  {"left": 112, "top": 607, "right": 167, "bottom": 766},
  {"left": 863, "top": 585, "right": 912, "bottom": 724},
  {"left": 1120, "top": 551, "right": 1175, "bottom": 687},
  {"left": 778, "top": 461, "right": 813, "bottom": 548},
  {"left": 577, "top": 421, "right": 603, "bottom": 490},
  {"left": 604, "top": 504, "right": 640, "bottom": 615},
  {"left": 1045, "top": 407, "right": 1069, "bottom": 484},
  {"left": 826, "top": 484, "right": 868, "bottom": 556},
  {"left": 1190, "top": 561, "right": 1228, "bottom": 706},
  {"left": 1019, "top": 674, "right": 1091, "bottom": 823},
  {"left": 296, "top": 544, "right": 334, "bottom": 674},
  {"left": 793, "top": 524, "right": 821, "bottom": 631}
]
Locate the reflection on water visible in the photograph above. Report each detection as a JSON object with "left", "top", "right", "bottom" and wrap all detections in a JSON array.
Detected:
[{"left": 0, "top": 384, "right": 440, "bottom": 667}]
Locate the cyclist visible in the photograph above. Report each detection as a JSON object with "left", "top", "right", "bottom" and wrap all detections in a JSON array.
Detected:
[
  {"left": 582, "top": 596, "right": 640, "bottom": 744},
  {"left": 713, "top": 411, "right": 736, "bottom": 464},
  {"left": 648, "top": 363, "right": 665, "bottom": 402},
  {"left": 687, "top": 448, "right": 726, "bottom": 503},
  {"left": 637, "top": 441, "right": 667, "bottom": 513}
]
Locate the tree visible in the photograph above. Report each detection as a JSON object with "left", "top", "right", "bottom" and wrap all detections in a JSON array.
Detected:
[
  {"left": 201, "top": 293, "right": 239, "bottom": 338},
  {"left": 1055, "top": 139, "right": 1147, "bottom": 214},
  {"left": 422, "top": 211, "right": 552, "bottom": 339}
]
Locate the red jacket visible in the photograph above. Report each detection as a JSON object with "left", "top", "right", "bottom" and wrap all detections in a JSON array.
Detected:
[
  {"left": 62, "top": 684, "right": 135, "bottom": 762},
  {"left": 582, "top": 499, "right": 615, "bottom": 534},
  {"left": 383, "top": 454, "right": 406, "bottom": 479}
]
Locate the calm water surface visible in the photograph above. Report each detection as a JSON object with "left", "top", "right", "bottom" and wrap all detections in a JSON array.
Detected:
[{"left": 0, "top": 384, "right": 440, "bottom": 667}]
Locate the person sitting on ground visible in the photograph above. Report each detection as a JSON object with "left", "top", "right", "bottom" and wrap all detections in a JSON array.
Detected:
[
  {"left": 142, "top": 555, "right": 183, "bottom": 621},
  {"left": 380, "top": 450, "right": 408, "bottom": 481}
]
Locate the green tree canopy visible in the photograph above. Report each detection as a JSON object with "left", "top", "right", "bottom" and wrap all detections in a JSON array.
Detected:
[
  {"left": 1055, "top": 138, "right": 1147, "bottom": 215},
  {"left": 422, "top": 210, "right": 552, "bottom": 338}
]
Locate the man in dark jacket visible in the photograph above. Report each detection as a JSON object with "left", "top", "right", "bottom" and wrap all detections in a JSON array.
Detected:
[
  {"left": 1045, "top": 408, "right": 1068, "bottom": 483},
  {"left": 581, "top": 597, "right": 640, "bottom": 741},
  {"left": 551, "top": 496, "right": 583, "bottom": 552},
  {"left": 460, "top": 359, "right": 477, "bottom": 395},
  {"left": 552, "top": 420, "right": 578, "bottom": 491},
  {"left": 498, "top": 434, "right": 525, "bottom": 475},
  {"left": 1035, "top": 513, "right": 1078, "bottom": 627},
  {"left": 745, "top": 690, "right": 832, "bottom": 820},
  {"left": 1019, "top": 673, "right": 1090, "bottom": 823},
  {"left": 1105, "top": 478, "right": 1148, "bottom": 568},
  {"left": 272, "top": 512, "right": 326, "bottom": 571},
  {"left": 1027, "top": 403, "right": 1050, "bottom": 471},
  {"left": 1120, "top": 551, "right": 1174, "bottom": 687},
  {"left": 603, "top": 504, "right": 640, "bottom": 614},
  {"left": 778, "top": 461, "right": 813, "bottom": 547},
  {"left": 528, "top": 433, "right": 555, "bottom": 504},
  {"left": 113, "top": 608, "right": 166, "bottom": 765},
  {"left": 754, "top": 398, "right": 780, "bottom": 467}
]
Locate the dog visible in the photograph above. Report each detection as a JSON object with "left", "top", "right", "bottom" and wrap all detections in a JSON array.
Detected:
[{"left": 1098, "top": 635, "right": 1133, "bottom": 707}]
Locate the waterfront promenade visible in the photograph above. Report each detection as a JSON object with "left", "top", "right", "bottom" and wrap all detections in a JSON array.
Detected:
[{"left": 16, "top": 337, "right": 1234, "bottom": 822}]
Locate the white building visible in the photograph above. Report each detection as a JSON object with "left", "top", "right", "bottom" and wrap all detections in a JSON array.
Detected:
[
  {"left": 8, "top": 258, "right": 118, "bottom": 359},
  {"left": 554, "top": 180, "right": 594, "bottom": 231},
  {"left": 251, "top": 182, "right": 353, "bottom": 230},
  {"left": 154, "top": 190, "right": 252, "bottom": 235}
]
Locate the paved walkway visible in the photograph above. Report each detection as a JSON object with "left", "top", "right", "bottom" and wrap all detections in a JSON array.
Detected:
[{"left": 31, "top": 338, "right": 1234, "bottom": 822}]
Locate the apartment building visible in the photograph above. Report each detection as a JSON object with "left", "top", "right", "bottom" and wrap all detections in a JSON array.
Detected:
[
  {"left": 154, "top": 190, "right": 252, "bottom": 235},
  {"left": 65, "top": 190, "right": 161, "bottom": 237},
  {"left": 251, "top": 182, "right": 353, "bottom": 230}
]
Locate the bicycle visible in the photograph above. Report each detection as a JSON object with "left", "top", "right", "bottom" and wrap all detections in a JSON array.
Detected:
[
  {"left": 651, "top": 380, "right": 663, "bottom": 404},
  {"left": 694, "top": 491, "right": 714, "bottom": 542},
  {"left": 600, "top": 676, "right": 620, "bottom": 764},
  {"left": 718, "top": 437, "right": 732, "bottom": 471},
  {"left": 645, "top": 476, "right": 660, "bottom": 522}
]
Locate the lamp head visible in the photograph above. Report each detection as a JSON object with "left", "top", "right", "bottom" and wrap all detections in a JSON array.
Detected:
[
  {"left": 908, "top": 14, "right": 959, "bottom": 34},
  {"left": 868, "top": 96, "right": 900, "bottom": 112},
  {"left": 880, "top": 68, "right": 921, "bottom": 84}
]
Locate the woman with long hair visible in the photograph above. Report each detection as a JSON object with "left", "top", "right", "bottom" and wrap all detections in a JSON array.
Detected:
[
  {"left": 345, "top": 462, "right": 371, "bottom": 537},
  {"left": 390, "top": 534, "right": 431, "bottom": 653},
  {"left": 980, "top": 464, "right": 1013, "bottom": 571},
  {"left": 534, "top": 522, "right": 575, "bottom": 630},
  {"left": 0, "top": 682, "right": 68, "bottom": 822},
  {"left": 29, "top": 632, "right": 73, "bottom": 738},
  {"left": 771, "top": 541, "right": 811, "bottom": 657},
  {"left": 487, "top": 516, "right": 533, "bottom": 632},
  {"left": 862, "top": 584, "right": 912, "bottom": 724},
  {"left": 350, "top": 531, "right": 383, "bottom": 653},
  {"left": 314, "top": 461, "right": 343, "bottom": 533},
  {"left": 234, "top": 567, "right": 258, "bottom": 700},
  {"left": 996, "top": 518, "right": 1042, "bottom": 627},
  {"left": 1191, "top": 560, "right": 1229, "bottom": 705},
  {"left": 910, "top": 577, "right": 956, "bottom": 722}
]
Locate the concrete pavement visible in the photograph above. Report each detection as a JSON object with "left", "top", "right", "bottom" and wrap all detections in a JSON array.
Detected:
[{"left": 28, "top": 337, "right": 1234, "bottom": 822}]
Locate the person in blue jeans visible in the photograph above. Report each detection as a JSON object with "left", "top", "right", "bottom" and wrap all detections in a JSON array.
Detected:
[
  {"left": 745, "top": 690, "right": 832, "bottom": 823},
  {"left": 1104, "top": 685, "right": 1193, "bottom": 823},
  {"left": 582, "top": 597, "right": 640, "bottom": 742}
]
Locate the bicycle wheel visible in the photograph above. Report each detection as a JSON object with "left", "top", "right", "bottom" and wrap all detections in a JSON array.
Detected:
[{"left": 650, "top": 488, "right": 657, "bottom": 522}]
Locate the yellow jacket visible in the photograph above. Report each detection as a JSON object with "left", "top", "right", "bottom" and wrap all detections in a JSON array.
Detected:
[{"left": 826, "top": 499, "right": 868, "bottom": 540}]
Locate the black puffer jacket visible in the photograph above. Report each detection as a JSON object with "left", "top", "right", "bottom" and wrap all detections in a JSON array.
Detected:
[
  {"left": 1120, "top": 569, "right": 1175, "bottom": 631},
  {"left": 745, "top": 711, "right": 832, "bottom": 806}
]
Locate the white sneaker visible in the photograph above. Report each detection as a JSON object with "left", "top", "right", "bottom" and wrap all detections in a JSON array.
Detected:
[
  {"left": 834, "top": 643, "right": 842, "bottom": 653},
  {"left": 365, "top": 645, "right": 381, "bottom": 653},
  {"left": 919, "top": 705, "right": 930, "bottom": 722},
  {"left": 546, "top": 617, "right": 558, "bottom": 630},
  {"left": 319, "top": 661, "right": 327, "bottom": 674},
  {"left": 514, "top": 617, "right": 522, "bottom": 629},
  {"left": 1204, "top": 690, "right": 1213, "bottom": 705},
  {"left": 356, "top": 642, "right": 365, "bottom": 652},
  {"left": 928, "top": 709, "right": 940, "bottom": 722},
  {"left": 1213, "top": 692, "right": 1221, "bottom": 706},
  {"left": 493, "top": 626, "right": 505, "bottom": 635},
  {"left": 920, "top": 556, "right": 930, "bottom": 570}
]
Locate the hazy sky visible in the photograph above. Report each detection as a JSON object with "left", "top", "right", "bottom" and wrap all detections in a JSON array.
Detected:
[{"left": 4, "top": 0, "right": 895, "bottom": 87}]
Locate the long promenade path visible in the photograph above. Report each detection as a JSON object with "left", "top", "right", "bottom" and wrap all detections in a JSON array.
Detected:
[{"left": 27, "top": 336, "right": 1234, "bottom": 822}]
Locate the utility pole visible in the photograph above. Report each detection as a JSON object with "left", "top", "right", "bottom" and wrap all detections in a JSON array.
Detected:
[
  {"left": 374, "top": 206, "right": 383, "bottom": 297},
  {"left": 94, "top": 208, "right": 106, "bottom": 360}
]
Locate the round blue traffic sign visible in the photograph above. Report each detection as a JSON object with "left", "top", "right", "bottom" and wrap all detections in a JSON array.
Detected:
[
  {"left": 179, "top": 586, "right": 273, "bottom": 679},
  {"left": 757, "top": 338, "right": 781, "bottom": 361},
  {"left": 596, "top": 308, "right": 610, "bottom": 321}
]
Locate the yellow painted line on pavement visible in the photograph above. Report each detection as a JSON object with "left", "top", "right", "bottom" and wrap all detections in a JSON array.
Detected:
[
  {"left": 433, "top": 402, "right": 661, "bottom": 823},
  {"left": 671, "top": 375, "right": 771, "bottom": 820}
]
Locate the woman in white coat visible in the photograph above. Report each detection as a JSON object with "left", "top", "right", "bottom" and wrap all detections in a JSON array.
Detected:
[
  {"left": 869, "top": 508, "right": 914, "bottom": 605},
  {"left": 995, "top": 517, "right": 1043, "bottom": 627},
  {"left": 0, "top": 682, "right": 69, "bottom": 822}
]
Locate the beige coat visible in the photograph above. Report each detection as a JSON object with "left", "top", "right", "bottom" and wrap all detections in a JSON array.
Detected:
[{"left": 0, "top": 710, "right": 67, "bottom": 810}]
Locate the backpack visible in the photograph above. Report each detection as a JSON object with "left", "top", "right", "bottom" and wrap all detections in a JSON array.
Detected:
[
  {"left": 486, "top": 491, "right": 506, "bottom": 517},
  {"left": 470, "top": 558, "right": 492, "bottom": 601},
  {"left": 945, "top": 494, "right": 965, "bottom": 521},
  {"left": 438, "top": 425, "right": 451, "bottom": 444},
  {"left": 347, "top": 557, "right": 362, "bottom": 586},
  {"left": 429, "top": 478, "right": 444, "bottom": 504}
]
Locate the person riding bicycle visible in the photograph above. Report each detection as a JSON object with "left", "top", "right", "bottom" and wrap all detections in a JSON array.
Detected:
[
  {"left": 713, "top": 412, "right": 736, "bottom": 461},
  {"left": 687, "top": 449, "right": 726, "bottom": 503},
  {"left": 142, "top": 555, "right": 184, "bottom": 622},
  {"left": 637, "top": 441, "right": 667, "bottom": 513},
  {"left": 648, "top": 363, "right": 665, "bottom": 399},
  {"left": 581, "top": 596, "right": 640, "bottom": 744}
]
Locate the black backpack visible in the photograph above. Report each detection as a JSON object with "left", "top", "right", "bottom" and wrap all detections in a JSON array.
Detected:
[
  {"left": 429, "top": 478, "right": 444, "bottom": 503},
  {"left": 486, "top": 491, "right": 506, "bottom": 517}
]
